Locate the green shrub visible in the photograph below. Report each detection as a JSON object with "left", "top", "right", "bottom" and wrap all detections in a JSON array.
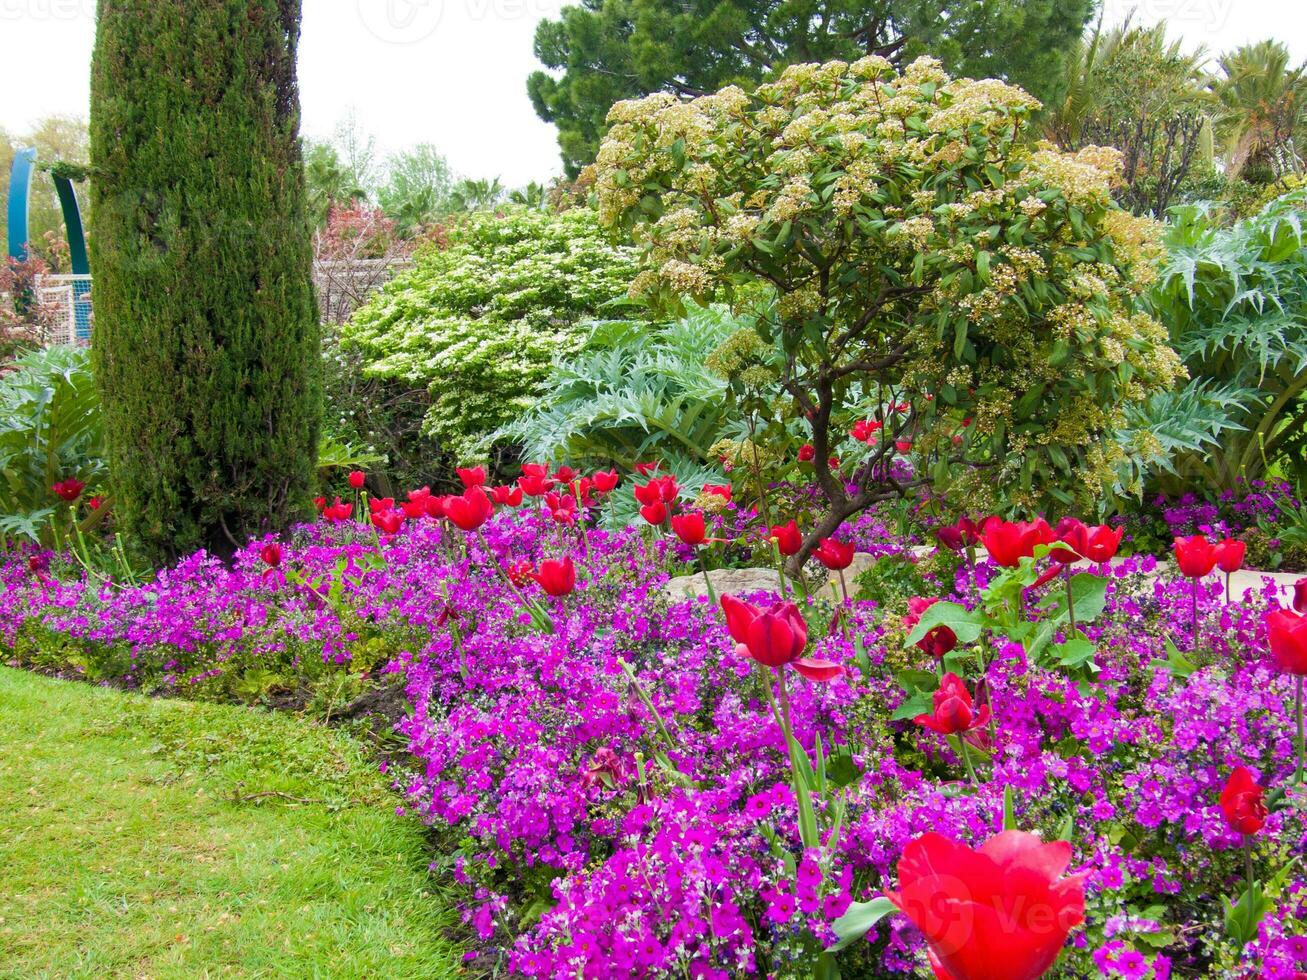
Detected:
[
  {"left": 0, "top": 345, "right": 103, "bottom": 542},
  {"left": 342, "top": 206, "right": 641, "bottom": 459},
  {"left": 89, "top": 0, "right": 320, "bottom": 561},
  {"left": 1144, "top": 189, "right": 1307, "bottom": 493},
  {"left": 497, "top": 304, "right": 749, "bottom": 471}
]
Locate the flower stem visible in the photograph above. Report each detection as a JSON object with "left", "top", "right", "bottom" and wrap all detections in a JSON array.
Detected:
[
  {"left": 1243, "top": 834, "right": 1254, "bottom": 892},
  {"left": 772, "top": 539, "right": 789, "bottom": 599},
  {"left": 475, "top": 530, "right": 553, "bottom": 633},
  {"left": 1192, "top": 576, "right": 1200, "bottom": 651},
  {"left": 698, "top": 548, "right": 718, "bottom": 609},
  {"left": 1064, "top": 566, "right": 1076, "bottom": 634},
  {"left": 958, "top": 735, "right": 979, "bottom": 786},
  {"left": 1296, "top": 674, "right": 1304, "bottom": 786}
]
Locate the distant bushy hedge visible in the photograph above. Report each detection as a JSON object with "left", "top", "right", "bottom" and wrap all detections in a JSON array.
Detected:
[{"left": 342, "top": 206, "right": 641, "bottom": 459}]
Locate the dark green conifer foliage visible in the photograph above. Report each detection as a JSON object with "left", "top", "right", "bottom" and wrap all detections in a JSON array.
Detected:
[{"left": 89, "top": 0, "right": 320, "bottom": 560}]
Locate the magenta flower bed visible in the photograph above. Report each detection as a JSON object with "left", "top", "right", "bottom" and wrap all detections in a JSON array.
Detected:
[{"left": 2, "top": 506, "right": 1305, "bottom": 978}]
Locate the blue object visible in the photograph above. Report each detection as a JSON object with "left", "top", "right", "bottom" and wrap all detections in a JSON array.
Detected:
[{"left": 7, "top": 147, "right": 93, "bottom": 339}]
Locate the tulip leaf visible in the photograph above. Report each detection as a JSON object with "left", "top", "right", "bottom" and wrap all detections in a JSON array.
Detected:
[
  {"left": 1003, "top": 785, "right": 1018, "bottom": 831},
  {"left": 895, "top": 669, "right": 939, "bottom": 694},
  {"left": 891, "top": 690, "right": 934, "bottom": 722},
  {"left": 828, "top": 896, "right": 898, "bottom": 952},
  {"left": 1155, "top": 636, "right": 1197, "bottom": 680},
  {"left": 1224, "top": 881, "right": 1272, "bottom": 947},
  {"left": 904, "top": 601, "right": 984, "bottom": 647}
]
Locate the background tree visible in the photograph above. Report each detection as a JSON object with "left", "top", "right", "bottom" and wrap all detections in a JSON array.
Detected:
[
  {"left": 377, "top": 143, "right": 454, "bottom": 236},
  {"left": 1212, "top": 40, "right": 1306, "bottom": 183},
  {"left": 1046, "top": 20, "right": 1214, "bottom": 216},
  {"left": 303, "top": 138, "right": 366, "bottom": 226},
  {"left": 595, "top": 57, "right": 1185, "bottom": 568},
  {"left": 528, "top": 0, "right": 1095, "bottom": 175},
  {"left": 448, "top": 176, "right": 505, "bottom": 214},
  {"left": 89, "top": 0, "right": 320, "bottom": 561}
]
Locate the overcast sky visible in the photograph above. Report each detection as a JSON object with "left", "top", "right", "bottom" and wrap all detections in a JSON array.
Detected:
[{"left": 1, "top": 0, "right": 1304, "bottom": 189}]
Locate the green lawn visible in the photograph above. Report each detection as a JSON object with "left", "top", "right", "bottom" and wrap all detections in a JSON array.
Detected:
[{"left": 0, "top": 668, "right": 463, "bottom": 979}]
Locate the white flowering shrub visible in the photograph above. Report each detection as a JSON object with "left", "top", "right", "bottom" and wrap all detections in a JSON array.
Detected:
[
  {"left": 595, "top": 56, "right": 1186, "bottom": 563},
  {"left": 342, "top": 206, "right": 641, "bottom": 457}
]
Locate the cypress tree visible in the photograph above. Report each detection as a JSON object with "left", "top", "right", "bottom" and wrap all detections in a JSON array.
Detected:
[{"left": 89, "top": 0, "right": 320, "bottom": 561}]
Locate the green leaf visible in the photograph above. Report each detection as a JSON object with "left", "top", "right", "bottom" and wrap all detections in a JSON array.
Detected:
[
  {"left": 828, "top": 896, "right": 897, "bottom": 952},
  {"left": 895, "top": 669, "right": 939, "bottom": 694},
  {"left": 891, "top": 690, "right": 934, "bottom": 722},
  {"left": 1154, "top": 636, "right": 1197, "bottom": 680},
  {"left": 1003, "top": 785, "right": 1018, "bottom": 830},
  {"left": 905, "top": 601, "right": 985, "bottom": 647}
]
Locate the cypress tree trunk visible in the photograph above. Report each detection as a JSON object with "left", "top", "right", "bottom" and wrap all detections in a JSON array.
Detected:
[{"left": 89, "top": 0, "right": 319, "bottom": 561}]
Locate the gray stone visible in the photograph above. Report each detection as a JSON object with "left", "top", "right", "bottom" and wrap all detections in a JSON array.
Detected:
[{"left": 664, "top": 565, "right": 784, "bottom": 602}]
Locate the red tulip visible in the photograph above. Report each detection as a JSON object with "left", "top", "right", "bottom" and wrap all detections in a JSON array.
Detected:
[
  {"left": 702, "top": 483, "right": 732, "bottom": 502},
  {"left": 490, "top": 485, "right": 523, "bottom": 506},
  {"left": 592, "top": 469, "right": 620, "bottom": 494},
  {"left": 1173, "top": 535, "right": 1218, "bottom": 578},
  {"left": 457, "top": 466, "right": 486, "bottom": 489},
  {"left": 518, "top": 473, "right": 555, "bottom": 497},
  {"left": 895, "top": 439, "right": 913, "bottom": 453},
  {"left": 521, "top": 463, "right": 550, "bottom": 478},
  {"left": 368, "top": 496, "right": 395, "bottom": 514},
  {"left": 1219, "top": 766, "right": 1267, "bottom": 836},
  {"left": 348, "top": 471, "right": 366, "bottom": 490},
  {"left": 797, "top": 444, "right": 815, "bottom": 462},
  {"left": 634, "top": 461, "right": 661, "bottom": 476},
  {"left": 545, "top": 492, "right": 578, "bottom": 525},
  {"left": 721, "top": 594, "right": 762, "bottom": 644},
  {"left": 745, "top": 604, "right": 808, "bottom": 668},
  {"left": 313, "top": 496, "right": 326, "bottom": 512},
  {"left": 721, "top": 595, "right": 843, "bottom": 682},
  {"left": 445, "top": 486, "right": 494, "bottom": 532},
  {"left": 52, "top": 478, "right": 85, "bottom": 502},
  {"left": 671, "top": 512, "right": 707, "bottom": 546},
  {"left": 771, "top": 520, "right": 803, "bottom": 557},
  {"left": 888, "top": 831, "right": 1085, "bottom": 980},
  {"left": 260, "top": 542, "right": 282, "bottom": 568},
  {"left": 553, "top": 465, "right": 577, "bottom": 484},
  {"left": 914, "top": 673, "right": 989, "bottom": 735},
  {"left": 936, "top": 517, "right": 980, "bottom": 552},
  {"left": 88, "top": 495, "right": 105, "bottom": 511},
  {"left": 1267, "top": 608, "right": 1307, "bottom": 675},
  {"left": 401, "top": 496, "right": 429, "bottom": 520},
  {"left": 1070, "top": 522, "right": 1124, "bottom": 564},
  {"left": 981, "top": 517, "right": 1053, "bottom": 568},
  {"left": 1214, "top": 538, "right": 1246, "bottom": 574},
  {"left": 1294, "top": 577, "right": 1307, "bottom": 614},
  {"left": 371, "top": 509, "right": 404, "bottom": 536},
  {"left": 905, "top": 597, "right": 957, "bottom": 659},
  {"left": 639, "top": 501, "right": 667, "bottom": 526},
  {"left": 322, "top": 497, "right": 353, "bottom": 522},
  {"left": 425, "top": 495, "right": 448, "bottom": 519},
  {"left": 1049, "top": 518, "right": 1085, "bottom": 566},
  {"left": 634, "top": 475, "right": 679, "bottom": 506},
  {"left": 531, "top": 556, "right": 576, "bottom": 597},
  {"left": 814, "top": 538, "right": 855, "bottom": 571}
]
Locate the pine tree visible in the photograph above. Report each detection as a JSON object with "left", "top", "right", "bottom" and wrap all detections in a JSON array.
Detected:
[{"left": 89, "top": 0, "right": 320, "bottom": 560}]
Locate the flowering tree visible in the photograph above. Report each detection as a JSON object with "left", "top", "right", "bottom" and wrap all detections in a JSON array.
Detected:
[{"left": 595, "top": 57, "right": 1185, "bottom": 568}]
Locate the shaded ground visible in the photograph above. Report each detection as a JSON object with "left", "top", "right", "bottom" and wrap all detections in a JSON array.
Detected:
[{"left": 0, "top": 667, "right": 463, "bottom": 979}]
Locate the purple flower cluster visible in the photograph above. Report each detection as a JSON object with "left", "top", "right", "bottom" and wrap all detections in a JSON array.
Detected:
[{"left": 1, "top": 505, "right": 1305, "bottom": 978}]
